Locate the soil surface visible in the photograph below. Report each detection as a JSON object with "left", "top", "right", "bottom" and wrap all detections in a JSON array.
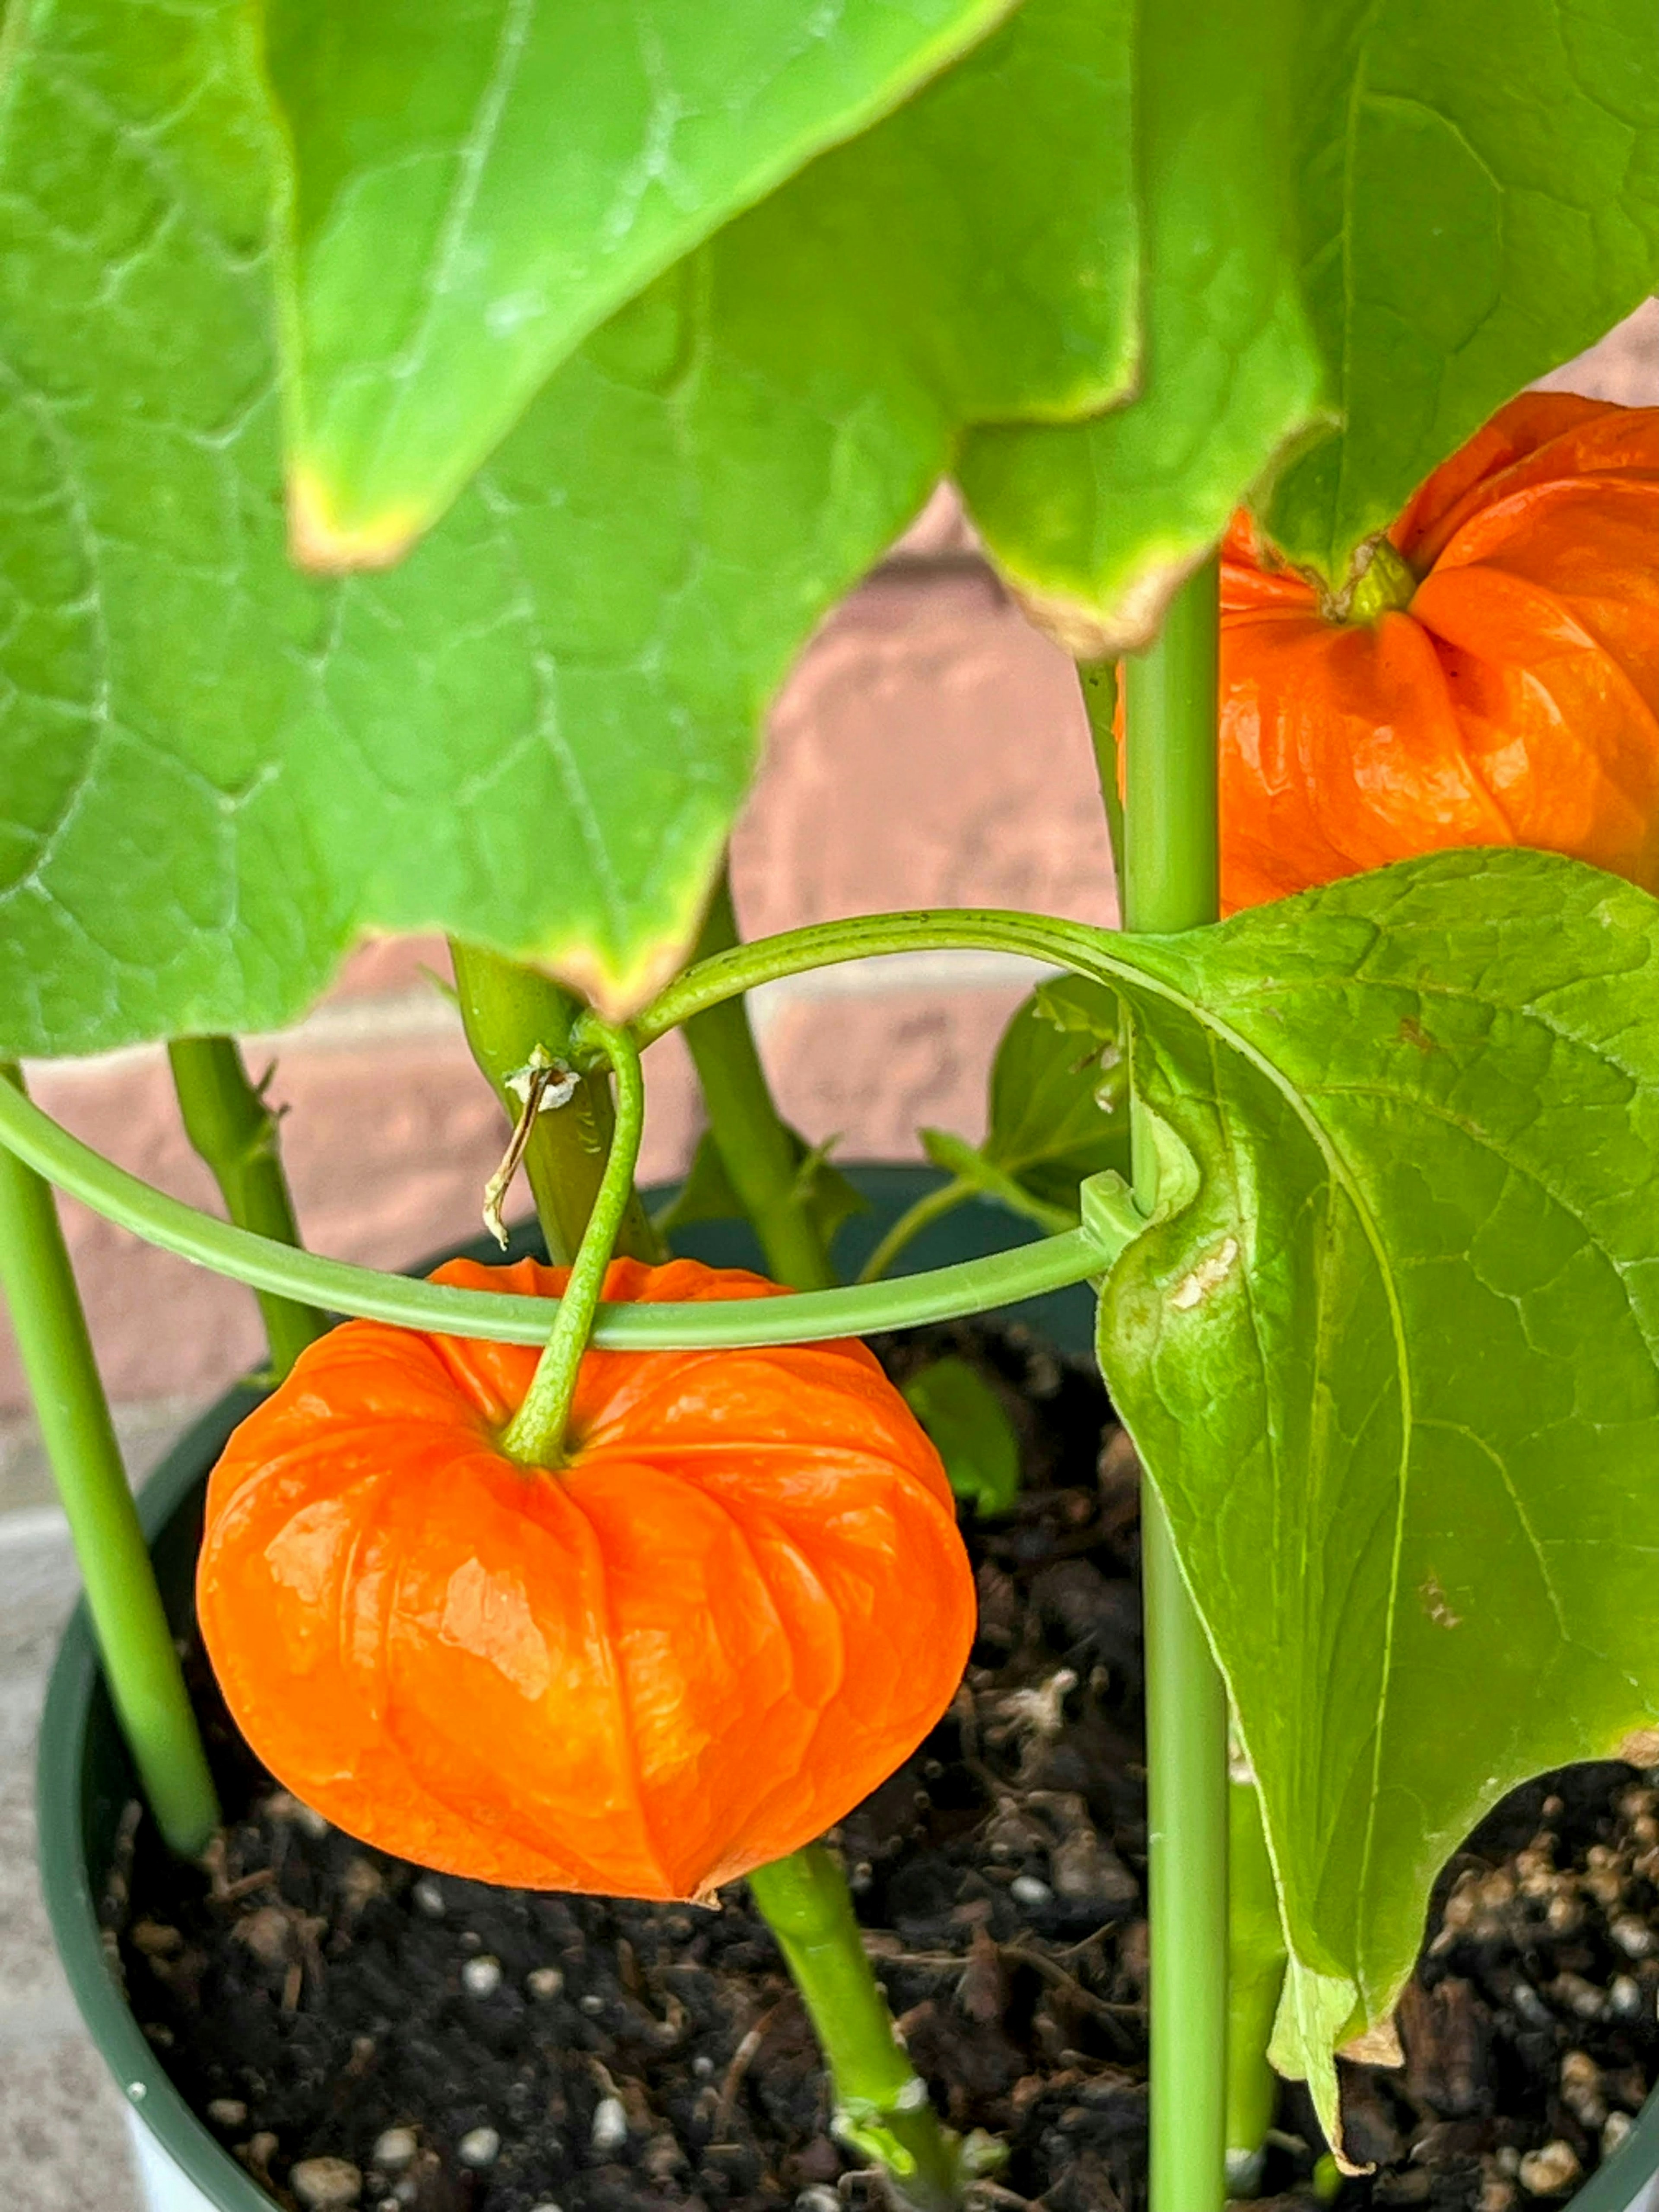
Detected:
[{"left": 112, "top": 1322, "right": 1659, "bottom": 2212}]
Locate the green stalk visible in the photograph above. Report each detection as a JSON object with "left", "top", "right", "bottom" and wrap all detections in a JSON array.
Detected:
[
  {"left": 449, "top": 940, "right": 660, "bottom": 1265},
  {"left": 1121, "top": 556, "right": 1230, "bottom": 2212},
  {"left": 855, "top": 1176, "right": 973, "bottom": 1284},
  {"left": 749, "top": 1846, "right": 963, "bottom": 2210},
  {"left": 499, "top": 1018, "right": 646, "bottom": 1466},
  {"left": 167, "top": 1037, "right": 327, "bottom": 1382},
  {"left": 0, "top": 1065, "right": 219, "bottom": 1855},
  {"left": 682, "top": 871, "right": 836, "bottom": 1290}
]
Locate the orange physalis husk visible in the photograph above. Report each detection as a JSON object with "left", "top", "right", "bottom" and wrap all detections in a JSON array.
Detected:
[
  {"left": 1152, "top": 394, "right": 1658, "bottom": 911},
  {"left": 196, "top": 1256, "right": 976, "bottom": 1903}
]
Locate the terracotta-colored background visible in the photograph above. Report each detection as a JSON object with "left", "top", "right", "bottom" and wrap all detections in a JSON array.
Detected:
[{"left": 2, "top": 302, "right": 1654, "bottom": 1464}]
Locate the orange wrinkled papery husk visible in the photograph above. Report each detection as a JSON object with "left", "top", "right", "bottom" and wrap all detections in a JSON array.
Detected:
[
  {"left": 1216, "top": 393, "right": 1659, "bottom": 909},
  {"left": 197, "top": 1255, "right": 976, "bottom": 1902}
]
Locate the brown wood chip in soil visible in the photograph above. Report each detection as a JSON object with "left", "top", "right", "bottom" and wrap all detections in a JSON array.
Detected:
[{"left": 112, "top": 1322, "right": 1658, "bottom": 2212}]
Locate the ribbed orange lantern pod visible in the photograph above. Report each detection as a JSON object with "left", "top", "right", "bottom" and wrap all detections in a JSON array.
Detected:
[
  {"left": 1148, "top": 395, "right": 1659, "bottom": 910},
  {"left": 197, "top": 1255, "right": 976, "bottom": 1901}
]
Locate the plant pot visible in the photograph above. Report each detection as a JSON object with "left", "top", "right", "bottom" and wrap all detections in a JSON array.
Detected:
[{"left": 35, "top": 1167, "right": 1659, "bottom": 2212}]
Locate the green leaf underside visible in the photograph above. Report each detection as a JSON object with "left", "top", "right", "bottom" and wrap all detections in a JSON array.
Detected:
[
  {"left": 1265, "top": 0, "right": 1659, "bottom": 582},
  {"left": 268, "top": 0, "right": 1017, "bottom": 554},
  {"left": 985, "top": 976, "right": 1129, "bottom": 1212},
  {"left": 653, "top": 1125, "right": 867, "bottom": 1246},
  {"left": 957, "top": 0, "right": 1659, "bottom": 634},
  {"left": 902, "top": 1355, "right": 1023, "bottom": 1516},
  {"left": 1082, "top": 852, "right": 1659, "bottom": 2107},
  {"left": 956, "top": 0, "right": 1330, "bottom": 654},
  {"left": 911, "top": 976, "right": 1129, "bottom": 1233},
  {"left": 0, "top": 0, "right": 1136, "bottom": 1058}
]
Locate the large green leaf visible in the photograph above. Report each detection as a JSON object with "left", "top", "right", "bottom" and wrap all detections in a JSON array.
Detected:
[
  {"left": 1265, "top": 0, "right": 1659, "bottom": 584},
  {"left": 267, "top": 0, "right": 1017, "bottom": 565},
  {"left": 956, "top": 0, "right": 1330, "bottom": 652},
  {"left": 0, "top": 0, "right": 1135, "bottom": 1055},
  {"left": 1089, "top": 850, "right": 1659, "bottom": 2144},
  {"left": 957, "top": 0, "right": 1659, "bottom": 644}
]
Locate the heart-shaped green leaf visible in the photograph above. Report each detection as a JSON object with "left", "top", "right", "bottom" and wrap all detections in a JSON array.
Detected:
[
  {"left": 957, "top": 0, "right": 1329, "bottom": 652},
  {"left": 1088, "top": 849, "right": 1659, "bottom": 2143},
  {"left": 957, "top": 0, "right": 1659, "bottom": 643},
  {"left": 0, "top": 0, "right": 1137, "bottom": 1057},
  {"left": 1264, "top": 0, "right": 1659, "bottom": 585},
  {"left": 269, "top": 0, "right": 1017, "bottom": 564}
]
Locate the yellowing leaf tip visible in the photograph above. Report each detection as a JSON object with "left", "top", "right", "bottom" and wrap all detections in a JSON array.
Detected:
[{"left": 287, "top": 471, "right": 424, "bottom": 575}]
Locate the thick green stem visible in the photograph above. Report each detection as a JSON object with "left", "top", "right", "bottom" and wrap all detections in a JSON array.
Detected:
[
  {"left": 749, "top": 1846, "right": 962, "bottom": 2210},
  {"left": 167, "top": 1037, "right": 327, "bottom": 1382},
  {"left": 855, "top": 1176, "right": 972, "bottom": 1284},
  {"left": 0, "top": 1065, "right": 219, "bottom": 1856},
  {"left": 1077, "top": 658, "right": 1126, "bottom": 890},
  {"left": 499, "top": 1020, "right": 646, "bottom": 1467},
  {"left": 450, "top": 941, "right": 660, "bottom": 1264},
  {"left": 683, "top": 872, "right": 836, "bottom": 1290},
  {"left": 1122, "top": 555, "right": 1230, "bottom": 2212}
]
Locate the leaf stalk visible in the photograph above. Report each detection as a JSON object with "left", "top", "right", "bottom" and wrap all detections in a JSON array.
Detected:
[
  {"left": 167, "top": 1036, "right": 328, "bottom": 1381},
  {"left": 499, "top": 1017, "right": 647, "bottom": 1467},
  {"left": 682, "top": 870, "right": 836, "bottom": 1289},
  {"left": 748, "top": 1845, "right": 966, "bottom": 2210}
]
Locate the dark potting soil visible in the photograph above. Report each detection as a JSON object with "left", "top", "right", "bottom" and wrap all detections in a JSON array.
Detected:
[{"left": 111, "top": 1322, "right": 1659, "bottom": 2212}]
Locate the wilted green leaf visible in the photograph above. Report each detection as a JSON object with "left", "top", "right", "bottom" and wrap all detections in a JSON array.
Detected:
[
  {"left": 654, "top": 1125, "right": 867, "bottom": 1247},
  {"left": 1265, "top": 0, "right": 1659, "bottom": 585},
  {"left": 268, "top": 0, "right": 1017, "bottom": 563},
  {"left": 957, "top": 0, "right": 1329, "bottom": 653},
  {"left": 902, "top": 1355, "right": 1023, "bottom": 1516},
  {"left": 1088, "top": 850, "right": 1659, "bottom": 2145},
  {"left": 0, "top": 0, "right": 1136, "bottom": 1057}
]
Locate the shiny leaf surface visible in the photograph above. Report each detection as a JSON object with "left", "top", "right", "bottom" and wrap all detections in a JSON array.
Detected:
[
  {"left": 269, "top": 0, "right": 1016, "bottom": 562},
  {"left": 1092, "top": 851, "right": 1659, "bottom": 2131},
  {"left": 1265, "top": 0, "right": 1659, "bottom": 584},
  {"left": 957, "top": 0, "right": 1328, "bottom": 653},
  {"left": 0, "top": 0, "right": 1135, "bottom": 1055}
]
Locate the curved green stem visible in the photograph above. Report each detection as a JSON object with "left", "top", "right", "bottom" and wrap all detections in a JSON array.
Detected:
[
  {"left": 0, "top": 1069, "right": 1123, "bottom": 1344},
  {"left": 0, "top": 1065, "right": 219, "bottom": 1856},
  {"left": 1124, "top": 554, "right": 1230, "bottom": 2212},
  {"left": 450, "top": 940, "right": 660, "bottom": 1265},
  {"left": 635, "top": 909, "right": 1109, "bottom": 1048},
  {"left": 683, "top": 871, "right": 836, "bottom": 1290},
  {"left": 499, "top": 1018, "right": 646, "bottom": 1465},
  {"left": 855, "top": 1176, "right": 972, "bottom": 1284},
  {"left": 167, "top": 1037, "right": 327, "bottom": 1381},
  {"left": 749, "top": 1847, "right": 963, "bottom": 2210}
]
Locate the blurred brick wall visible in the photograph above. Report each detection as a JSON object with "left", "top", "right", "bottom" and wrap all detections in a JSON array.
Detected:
[{"left": 2, "top": 300, "right": 1654, "bottom": 1425}]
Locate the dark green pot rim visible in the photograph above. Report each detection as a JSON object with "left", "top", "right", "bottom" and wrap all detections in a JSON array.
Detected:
[{"left": 33, "top": 1166, "right": 1659, "bottom": 2210}]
